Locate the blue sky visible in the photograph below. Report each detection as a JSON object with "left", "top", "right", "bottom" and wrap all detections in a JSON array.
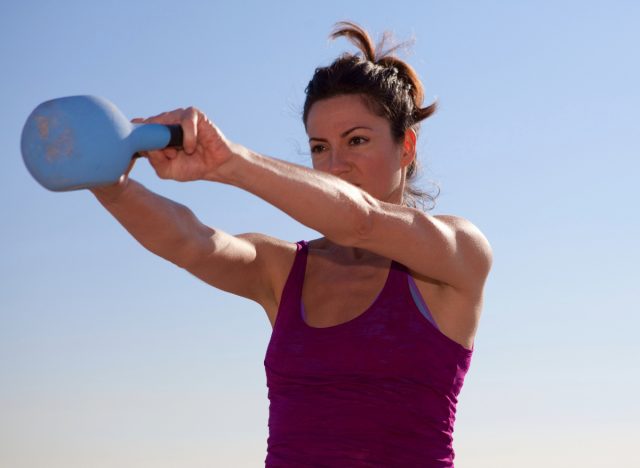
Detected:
[{"left": 1, "top": 1, "right": 638, "bottom": 466}]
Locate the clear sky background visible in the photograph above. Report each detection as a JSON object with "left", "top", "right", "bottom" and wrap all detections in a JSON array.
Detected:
[{"left": 1, "top": 1, "right": 638, "bottom": 467}]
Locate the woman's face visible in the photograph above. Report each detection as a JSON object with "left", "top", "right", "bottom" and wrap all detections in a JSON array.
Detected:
[{"left": 305, "top": 94, "right": 415, "bottom": 204}]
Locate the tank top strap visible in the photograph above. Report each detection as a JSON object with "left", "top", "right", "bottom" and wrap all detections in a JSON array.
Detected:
[
  {"left": 386, "top": 258, "right": 409, "bottom": 292},
  {"left": 274, "top": 240, "right": 308, "bottom": 328}
]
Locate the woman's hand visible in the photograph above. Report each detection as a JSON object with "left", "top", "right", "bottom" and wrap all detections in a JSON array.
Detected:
[{"left": 132, "top": 107, "right": 236, "bottom": 182}]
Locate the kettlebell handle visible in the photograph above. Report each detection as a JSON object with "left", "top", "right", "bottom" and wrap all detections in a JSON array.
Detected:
[{"left": 132, "top": 124, "right": 184, "bottom": 159}]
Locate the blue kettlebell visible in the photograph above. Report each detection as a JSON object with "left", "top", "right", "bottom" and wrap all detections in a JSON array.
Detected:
[{"left": 21, "top": 95, "right": 183, "bottom": 191}]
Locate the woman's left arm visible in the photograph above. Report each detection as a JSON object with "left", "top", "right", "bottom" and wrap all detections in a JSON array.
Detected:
[{"left": 215, "top": 146, "right": 493, "bottom": 292}]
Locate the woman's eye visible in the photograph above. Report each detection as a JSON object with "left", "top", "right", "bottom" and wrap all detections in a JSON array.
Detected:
[
  {"left": 311, "top": 137, "right": 367, "bottom": 154},
  {"left": 349, "top": 136, "right": 368, "bottom": 146}
]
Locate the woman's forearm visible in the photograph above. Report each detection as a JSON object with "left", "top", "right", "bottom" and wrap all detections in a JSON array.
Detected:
[
  {"left": 214, "top": 145, "right": 374, "bottom": 245},
  {"left": 91, "top": 178, "right": 213, "bottom": 267}
]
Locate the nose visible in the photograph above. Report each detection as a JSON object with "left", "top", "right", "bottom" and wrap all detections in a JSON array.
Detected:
[{"left": 326, "top": 149, "right": 351, "bottom": 176}]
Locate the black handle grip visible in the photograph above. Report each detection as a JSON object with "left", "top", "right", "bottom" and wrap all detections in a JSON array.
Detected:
[{"left": 166, "top": 124, "right": 184, "bottom": 148}]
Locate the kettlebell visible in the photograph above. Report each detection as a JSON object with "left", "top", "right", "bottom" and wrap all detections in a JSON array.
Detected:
[{"left": 21, "top": 95, "right": 183, "bottom": 191}]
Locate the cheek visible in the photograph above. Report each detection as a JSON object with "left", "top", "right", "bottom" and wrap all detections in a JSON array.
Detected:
[
  {"left": 377, "top": 146, "right": 403, "bottom": 173},
  {"left": 365, "top": 155, "right": 401, "bottom": 188},
  {"left": 310, "top": 153, "right": 329, "bottom": 170}
]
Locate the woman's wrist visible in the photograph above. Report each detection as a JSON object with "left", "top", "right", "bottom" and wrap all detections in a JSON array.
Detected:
[
  {"left": 206, "top": 142, "right": 253, "bottom": 186},
  {"left": 89, "top": 175, "right": 133, "bottom": 205}
]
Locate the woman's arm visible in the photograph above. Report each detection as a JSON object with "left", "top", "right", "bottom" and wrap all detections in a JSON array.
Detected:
[
  {"left": 90, "top": 177, "right": 278, "bottom": 306},
  {"left": 214, "top": 146, "right": 370, "bottom": 246},
  {"left": 92, "top": 178, "right": 202, "bottom": 268},
  {"left": 135, "top": 107, "right": 492, "bottom": 293},
  {"left": 213, "top": 147, "right": 492, "bottom": 292}
]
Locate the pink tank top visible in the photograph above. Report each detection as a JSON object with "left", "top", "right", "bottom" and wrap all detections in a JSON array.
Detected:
[{"left": 264, "top": 241, "right": 474, "bottom": 467}]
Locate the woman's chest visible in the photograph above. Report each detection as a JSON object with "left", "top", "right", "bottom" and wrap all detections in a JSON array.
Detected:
[
  {"left": 270, "top": 259, "right": 462, "bottom": 382},
  {"left": 301, "top": 260, "right": 391, "bottom": 328},
  {"left": 300, "top": 257, "right": 476, "bottom": 350}
]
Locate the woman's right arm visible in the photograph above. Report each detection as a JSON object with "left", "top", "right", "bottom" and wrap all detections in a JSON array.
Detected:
[{"left": 90, "top": 177, "right": 289, "bottom": 311}]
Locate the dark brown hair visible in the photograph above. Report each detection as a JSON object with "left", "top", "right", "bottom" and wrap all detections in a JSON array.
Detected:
[{"left": 303, "top": 21, "right": 440, "bottom": 210}]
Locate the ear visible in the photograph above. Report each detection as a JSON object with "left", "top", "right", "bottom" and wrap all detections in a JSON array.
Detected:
[{"left": 400, "top": 128, "right": 417, "bottom": 168}]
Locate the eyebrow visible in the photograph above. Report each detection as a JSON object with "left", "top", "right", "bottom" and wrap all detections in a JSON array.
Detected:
[{"left": 308, "top": 126, "right": 372, "bottom": 142}]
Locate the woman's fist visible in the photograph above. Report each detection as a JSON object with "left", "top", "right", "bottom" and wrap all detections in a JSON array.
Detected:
[{"left": 132, "top": 107, "right": 235, "bottom": 182}]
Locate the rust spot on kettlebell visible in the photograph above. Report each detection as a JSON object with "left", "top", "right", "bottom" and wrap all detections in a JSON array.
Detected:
[
  {"left": 45, "top": 127, "right": 74, "bottom": 162},
  {"left": 36, "top": 116, "right": 49, "bottom": 139}
]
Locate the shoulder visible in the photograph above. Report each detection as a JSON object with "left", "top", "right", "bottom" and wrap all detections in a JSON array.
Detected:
[
  {"left": 432, "top": 214, "right": 493, "bottom": 288},
  {"left": 433, "top": 214, "right": 492, "bottom": 251},
  {"left": 236, "top": 232, "right": 299, "bottom": 271},
  {"left": 433, "top": 213, "right": 481, "bottom": 232},
  {"left": 235, "top": 232, "right": 302, "bottom": 308},
  {"left": 433, "top": 214, "right": 492, "bottom": 253}
]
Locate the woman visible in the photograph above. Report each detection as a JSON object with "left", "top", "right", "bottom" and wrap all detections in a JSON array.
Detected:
[{"left": 92, "top": 21, "right": 492, "bottom": 468}]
